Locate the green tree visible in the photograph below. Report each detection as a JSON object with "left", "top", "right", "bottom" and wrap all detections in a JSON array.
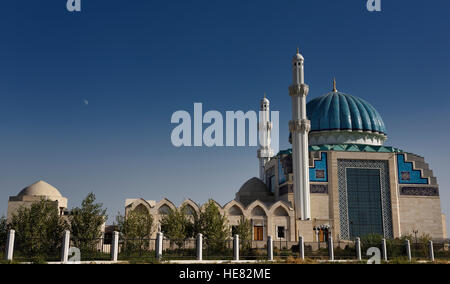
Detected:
[
  {"left": 234, "top": 216, "right": 252, "bottom": 251},
  {"left": 9, "top": 199, "right": 69, "bottom": 260},
  {"left": 116, "top": 208, "right": 154, "bottom": 256},
  {"left": 70, "top": 193, "right": 107, "bottom": 254},
  {"left": 160, "top": 207, "right": 193, "bottom": 248},
  {"left": 195, "top": 200, "right": 229, "bottom": 251},
  {"left": 0, "top": 216, "right": 7, "bottom": 253}
]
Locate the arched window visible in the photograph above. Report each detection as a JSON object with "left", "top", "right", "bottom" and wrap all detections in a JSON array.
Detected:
[
  {"left": 134, "top": 204, "right": 149, "bottom": 215},
  {"left": 182, "top": 205, "right": 196, "bottom": 216},
  {"left": 251, "top": 206, "right": 266, "bottom": 216},
  {"left": 229, "top": 205, "right": 244, "bottom": 216},
  {"left": 273, "top": 206, "right": 289, "bottom": 217},
  {"left": 158, "top": 204, "right": 172, "bottom": 215}
]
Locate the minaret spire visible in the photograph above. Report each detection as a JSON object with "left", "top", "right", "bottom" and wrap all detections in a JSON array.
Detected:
[
  {"left": 257, "top": 94, "right": 274, "bottom": 181},
  {"left": 333, "top": 78, "right": 337, "bottom": 92},
  {"left": 289, "top": 48, "right": 311, "bottom": 221}
]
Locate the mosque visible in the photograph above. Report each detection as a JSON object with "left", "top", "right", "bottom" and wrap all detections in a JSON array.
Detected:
[
  {"left": 125, "top": 49, "right": 447, "bottom": 243},
  {"left": 7, "top": 50, "right": 446, "bottom": 244}
]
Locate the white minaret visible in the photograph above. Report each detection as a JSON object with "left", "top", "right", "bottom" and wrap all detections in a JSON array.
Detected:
[
  {"left": 289, "top": 48, "right": 311, "bottom": 220},
  {"left": 257, "top": 94, "right": 274, "bottom": 181}
]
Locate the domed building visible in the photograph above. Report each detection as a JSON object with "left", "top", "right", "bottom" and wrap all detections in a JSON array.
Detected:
[
  {"left": 126, "top": 50, "right": 446, "bottom": 244},
  {"left": 261, "top": 57, "right": 446, "bottom": 242},
  {"left": 7, "top": 180, "right": 68, "bottom": 220}
]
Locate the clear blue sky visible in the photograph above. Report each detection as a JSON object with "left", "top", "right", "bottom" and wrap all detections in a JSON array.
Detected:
[{"left": 0, "top": 0, "right": 449, "bottom": 233}]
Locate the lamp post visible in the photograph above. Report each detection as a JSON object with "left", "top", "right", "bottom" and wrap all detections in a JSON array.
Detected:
[
  {"left": 413, "top": 230, "right": 418, "bottom": 258},
  {"left": 313, "top": 227, "right": 319, "bottom": 249}
]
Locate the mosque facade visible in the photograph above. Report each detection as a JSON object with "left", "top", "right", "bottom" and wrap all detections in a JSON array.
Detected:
[
  {"left": 5, "top": 51, "right": 446, "bottom": 246},
  {"left": 125, "top": 50, "right": 447, "bottom": 243}
]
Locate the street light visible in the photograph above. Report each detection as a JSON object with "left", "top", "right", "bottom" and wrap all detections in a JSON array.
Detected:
[{"left": 413, "top": 229, "right": 419, "bottom": 258}]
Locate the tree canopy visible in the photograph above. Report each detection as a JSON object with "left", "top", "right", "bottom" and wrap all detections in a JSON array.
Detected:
[
  {"left": 116, "top": 207, "right": 154, "bottom": 255},
  {"left": 9, "top": 199, "right": 69, "bottom": 259},
  {"left": 195, "top": 199, "right": 229, "bottom": 251},
  {"left": 70, "top": 193, "right": 107, "bottom": 253},
  {"left": 160, "top": 206, "right": 194, "bottom": 247}
]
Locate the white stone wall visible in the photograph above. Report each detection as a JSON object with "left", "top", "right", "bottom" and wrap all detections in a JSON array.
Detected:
[{"left": 398, "top": 196, "right": 445, "bottom": 239}]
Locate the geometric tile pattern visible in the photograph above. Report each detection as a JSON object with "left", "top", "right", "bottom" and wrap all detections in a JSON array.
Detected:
[
  {"left": 400, "top": 186, "right": 439, "bottom": 196},
  {"left": 310, "top": 152, "right": 328, "bottom": 182},
  {"left": 397, "top": 154, "right": 429, "bottom": 184},
  {"left": 338, "top": 159, "right": 393, "bottom": 240}
]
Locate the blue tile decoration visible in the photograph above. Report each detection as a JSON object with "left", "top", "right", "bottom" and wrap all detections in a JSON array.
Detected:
[
  {"left": 307, "top": 92, "right": 386, "bottom": 134},
  {"left": 397, "top": 154, "right": 428, "bottom": 184},
  {"left": 310, "top": 152, "right": 328, "bottom": 182}
]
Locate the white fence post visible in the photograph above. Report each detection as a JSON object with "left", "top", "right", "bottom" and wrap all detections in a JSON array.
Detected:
[
  {"left": 197, "top": 233, "right": 203, "bottom": 261},
  {"left": 382, "top": 238, "right": 388, "bottom": 262},
  {"left": 267, "top": 236, "right": 273, "bottom": 261},
  {"left": 156, "top": 232, "right": 163, "bottom": 261},
  {"left": 61, "top": 230, "right": 70, "bottom": 263},
  {"left": 328, "top": 236, "right": 334, "bottom": 261},
  {"left": 429, "top": 240, "right": 434, "bottom": 262},
  {"left": 356, "top": 237, "right": 362, "bottom": 261},
  {"left": 5, "top": 230, "right": 15, "bottom": 261},
  {"left": 233, "top": 235, "right": 239, "bottom": 261},
  {"left": 299, "top": 236, "right": 305, "bottom": 260},
  {"left": 406, "top": 239, "right": 412, "bottom": 262},
  {"left": 111, "top": 231, "right": 119, "bottom": 262}
]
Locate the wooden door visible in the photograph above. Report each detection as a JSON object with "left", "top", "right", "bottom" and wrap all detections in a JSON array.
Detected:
[{"left": 254, "top": 226, "right": 264, "bottom": 241}]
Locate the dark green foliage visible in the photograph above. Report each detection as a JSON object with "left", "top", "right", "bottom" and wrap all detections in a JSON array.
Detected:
[
  {"left": 160, "top": 206, "right": 193, "bottom": 248},
  {"left": 234, "top": 216, "right": 252, "bottom": 252},
  {"left": 0, "top": 216, "right": 7, "bottom": 253},
  {"left": 194, "top": 200, "right": 229, "bottom": 252},
  {"left": 70, "top": 193, "right": 107, "bottom": 255},
  {"left": 116, "top": 208, "right": 154, "bottom": 256},
  {"left": 9, "top": 199, "right": 69, "bottom": 260}
]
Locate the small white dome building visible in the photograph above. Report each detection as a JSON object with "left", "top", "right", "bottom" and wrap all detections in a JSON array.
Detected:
[{"left": 7, "top": 180, "right": 68, "bottom": 221}]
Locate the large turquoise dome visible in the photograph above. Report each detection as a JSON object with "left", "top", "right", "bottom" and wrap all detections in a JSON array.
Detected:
[{"left": 306, "top": 92, "right": 386, "bottom": 134}]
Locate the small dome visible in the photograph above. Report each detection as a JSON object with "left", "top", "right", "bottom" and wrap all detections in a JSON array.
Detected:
[
  {"left": 18, "top": 180, "right": 63, "bottom": 197},
  {"left": 238, "top": 177, "right": 269, "bottom": 193},
  {"left": 293, "top": 53, "right": 304, "bottom": 61},
  {"left": 307, "top": 92, "right": 386, "bottom": 134}
]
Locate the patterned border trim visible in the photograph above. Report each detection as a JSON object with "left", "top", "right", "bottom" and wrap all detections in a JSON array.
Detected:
[
  {"left": 311, "top": 184, "right": 328, "bottom": 194},
  {"left": 400, "top": 187, "right": 439, "bottom": 196},
  {"left": 278, "top": 184, "right": 327, "bottom": 195},
  {"left": 338, "top": 159, "right": 393, "bottom": 240}
]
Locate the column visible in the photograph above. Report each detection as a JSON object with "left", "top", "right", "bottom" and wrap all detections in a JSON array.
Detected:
[
  {"left": 156, "top": 232, "right": 163, "bottom": 261},
  {"left": 197, "top": 233, "right": 203, "bottom": 261},
  {"left": 356, "top": 237, "right": 362, "bottom": 261},
  {"left": 5, "top": 230, "right": 15, "bottom": 261},
  {"left": 61, "top": 230, "right": 70, "bottom": 263},
  {"left": 267, "top": 236, "right": 273, "bottom": 261},
  {"left": 111, "top": 231, "right": 119, "bottom": 262},
  {"left": 299, "top": 236, "right": 305, "bottom": 260},
  {"left": 233, "top": 235, "right": 239, "bottom": 261}
]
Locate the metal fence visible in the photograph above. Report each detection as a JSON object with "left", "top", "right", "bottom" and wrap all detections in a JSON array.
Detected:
[
  {"left": 70, "top": 238, "right": 112, "bottom": 261},
  {"left": 161, "top": 239, "right": 196, "bottom": 260},
  {"left": 433, "top": 242, "right": 450, "bottom": 260},
  {"left": 239, "top": 240, "right": 267, "bottom": 260},
  {"left": 12, "top": 237, "right": 61, "bottom": 263},
  {"left": 117, "top": 238, "right": 157, "bottom": 261},
  {"left": 2, "top": 229, "right": 450, "bottom": 263}
]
